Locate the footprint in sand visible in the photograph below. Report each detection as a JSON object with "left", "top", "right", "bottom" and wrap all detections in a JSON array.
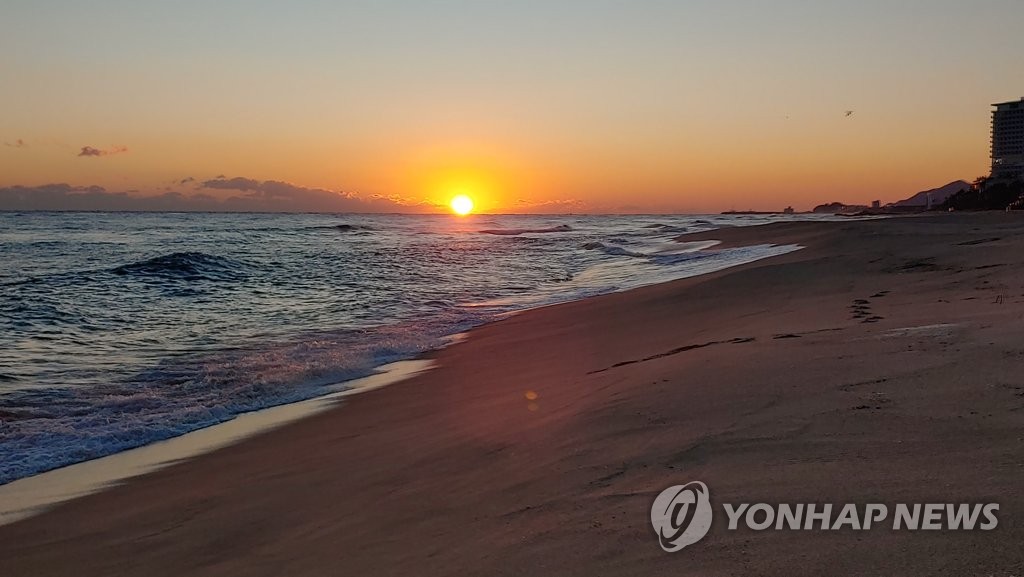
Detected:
[
  {"left": 850, "top": 304, "right": 871, "bottom": 319},
  {"left": 849, "top": 294, "right": 889, "bottom": 323}
]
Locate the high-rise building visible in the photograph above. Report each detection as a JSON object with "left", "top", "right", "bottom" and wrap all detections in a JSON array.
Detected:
[{"left": 992, "top": 98, "right": 1024, "bottom": 179}]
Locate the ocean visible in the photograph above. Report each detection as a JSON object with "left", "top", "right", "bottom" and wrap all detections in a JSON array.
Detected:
[{"left": 0, "top": 212, "right": 821, "bottom": 484}]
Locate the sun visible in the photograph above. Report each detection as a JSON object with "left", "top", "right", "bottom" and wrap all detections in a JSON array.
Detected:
[{"left": 450, "top": 194, "right": 474, "bottom": 216}]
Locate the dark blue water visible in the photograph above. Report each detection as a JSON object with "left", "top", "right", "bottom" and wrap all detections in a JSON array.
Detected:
[{"left": 0, "top": 212, "right": 814, "bottom": 484}]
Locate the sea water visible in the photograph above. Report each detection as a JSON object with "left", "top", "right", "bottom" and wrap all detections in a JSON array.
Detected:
[{"left": 0, "top": 212, "right": 826, "bottom": 483}]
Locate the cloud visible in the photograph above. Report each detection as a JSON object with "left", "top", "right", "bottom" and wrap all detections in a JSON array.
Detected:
[
  {"left": 78, "top": 145, "right": 128, "bottom": 157},
  {"left": 4, "top": 139, "right": 27, "bottom": 148},
  {"left": 0, "top": 184, "right": 140, "bottom": 211},
  {"left": 0, "top": 177, "right": 587, "bottom": 214},
  {"left": 201, "top": 176, "right": 261, "bottom": 191},
  {"left": 507, "top": 197, "right": 586, "bottom": 214},
  {"left": 0, "top": 178, "right": 420, "bottom": 213},
  {"left": 197, "top": 177, "right": 412, "bottom": 212}
]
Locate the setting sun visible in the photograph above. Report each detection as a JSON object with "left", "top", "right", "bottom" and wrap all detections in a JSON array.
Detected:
[{"left": 450, "top": 194, "right": 474, "bottom": 215}]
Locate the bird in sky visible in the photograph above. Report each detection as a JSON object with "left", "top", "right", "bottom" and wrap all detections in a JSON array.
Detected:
[{"left": 845, "top": 110, "right": 855, "bottom": 117}]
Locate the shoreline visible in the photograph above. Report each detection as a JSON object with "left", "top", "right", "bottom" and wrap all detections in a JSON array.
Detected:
[
  {"left": 2, "top": 213, "right": 1023, "bottom": 576},
  {"left": 0, "top": 359, "right": 435, "bottom": 526},
  {"left": 0, "top": 225, "right": 801, "bottom": 502}
]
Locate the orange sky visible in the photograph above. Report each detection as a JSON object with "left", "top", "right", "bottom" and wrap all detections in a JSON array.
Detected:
[{"left": 1, "top": 1, "right": 1020, "bottom": 213}]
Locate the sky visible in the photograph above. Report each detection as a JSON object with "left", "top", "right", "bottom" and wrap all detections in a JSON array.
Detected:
[{"left": 1, "top": 0, "right": 1022, "bottom": 213}]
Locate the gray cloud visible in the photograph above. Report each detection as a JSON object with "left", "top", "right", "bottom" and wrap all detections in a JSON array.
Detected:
[
  {"left": 0, "top": 177, "right": 583, "bottom": 213},
  {"left": 78, "top": 145, "right": 128, "bottom": 157},
  {"left": 0, "top": 184, "right": 211, "bottom": 212},
  {"left": 196, "top": 177, "right": 408, "bottom": 212},
  {"left": 201, "top": 177, "right": 261, "bottom": 191},
  {"left": 0, "top": 179, "right": 416, "bottom": 213}
]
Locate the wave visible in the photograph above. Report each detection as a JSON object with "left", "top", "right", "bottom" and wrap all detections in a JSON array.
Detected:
[
  {"left": 640, "top": 223, "right": 690, "bottom": 234},
  {"left": 311, "top": 223, "right": 375, "bottom": 233},
  {"left": 111, "top": 252, "right": 247, "bottom": 282},
  {"left": 581, "top": 242, "right": 645, "bottom": 257},
  {"left": 479, "top": 224, "right": 573, "bottom": 236},
  {"left": 583, "top": 237, "right": 723, "bottom": 261},
  {"left": 0, "top": 277, "right": 41, "bottom": 288},
  {"left": 0, "top": 312, "right": 485, "bottom": 485}
]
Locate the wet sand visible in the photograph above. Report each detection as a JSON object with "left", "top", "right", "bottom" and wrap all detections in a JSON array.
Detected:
[{"left": 1, "top": 213, "right": 1023, "bottom": 576}]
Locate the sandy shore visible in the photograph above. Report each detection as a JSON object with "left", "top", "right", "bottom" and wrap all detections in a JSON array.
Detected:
[
  {"left": 0, "top": 359, "right": 434, "bottom": 526},
  {"left": 2, "top": 213, "right": 1023, "bottom": 576}
]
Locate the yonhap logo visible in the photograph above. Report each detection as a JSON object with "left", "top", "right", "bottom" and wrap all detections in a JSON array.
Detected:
[
  {"left": 650, "top": 481, "right": 713, "bottom": 552},
  {"left": 650, "top": 480, "right": 1000, "bottom": 553}
]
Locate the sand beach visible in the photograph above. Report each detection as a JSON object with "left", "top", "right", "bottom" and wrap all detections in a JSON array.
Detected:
[{"left": 2, "top": 214, "right": 1023, "bottom": 576}]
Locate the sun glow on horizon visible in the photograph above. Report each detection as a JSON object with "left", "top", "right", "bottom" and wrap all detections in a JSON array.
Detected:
[{"left": 450, "top": 194, "right": 474, "bottom": 215}]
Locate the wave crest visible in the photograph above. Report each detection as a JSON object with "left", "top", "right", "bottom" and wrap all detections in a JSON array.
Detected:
[
  {"left": 479, "top": 224, "right": 573, "bottom": 236},
  {"left": 112, "top": 252, "right": 246, "bottom": 282},
  {"left": 582, "top": 241, "right": 644, "bottom": 257}
]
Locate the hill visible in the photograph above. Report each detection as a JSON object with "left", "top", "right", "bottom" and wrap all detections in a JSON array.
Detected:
[{"left": 893, "top": 181, "right": 970, "bottom": 207}]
